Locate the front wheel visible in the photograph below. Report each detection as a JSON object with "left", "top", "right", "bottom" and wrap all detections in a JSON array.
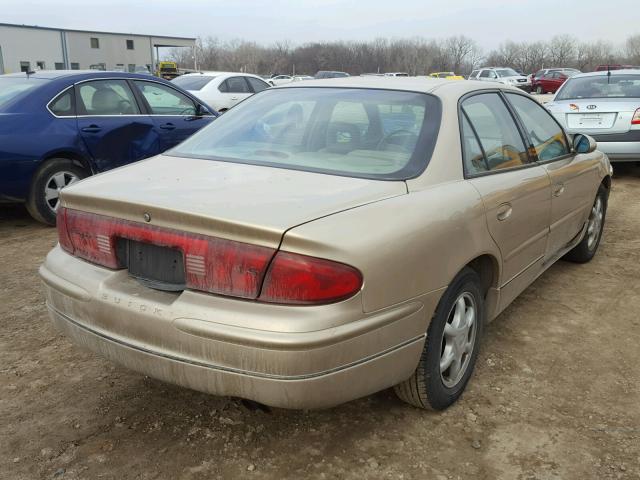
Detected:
[
  {"left": 394, "top": 268, "right": 484, "bottom": 410},
  {"left": 536, "top": 85, "right": 543, "bottom": 94},
  {"left": 26, "top": 159, "right": 87, "bottom": 225},
  {"left": 563, "top": 184, "right": 608, "bottom": 263}
]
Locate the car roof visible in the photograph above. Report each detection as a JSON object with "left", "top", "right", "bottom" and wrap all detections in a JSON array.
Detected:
[
  {"left": 571, "top": 69, "right": 640, "bottom": 78},
  {"left": 274, "top": 76, "right": 522, "bottom": 96},
  {"left": 1, "top": 70, "right": 161, "bottom": 82}
]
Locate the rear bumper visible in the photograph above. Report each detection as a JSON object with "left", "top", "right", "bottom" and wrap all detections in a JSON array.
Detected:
[
  {"left": 591, "top": 132, "right": 640, "bottom": 162},
  {"left": 41, "top": 246, "right": 440, "bottom": 409}
]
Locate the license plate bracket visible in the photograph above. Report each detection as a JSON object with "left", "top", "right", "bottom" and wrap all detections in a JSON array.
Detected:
[{"left": 126, "top": 240, "right": 186, "bottom": 291}]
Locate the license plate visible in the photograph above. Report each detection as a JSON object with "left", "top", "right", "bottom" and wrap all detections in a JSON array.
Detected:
[
  {"left": 127, "top": 240, "right": 185, "bottom": 290},
  {"left": 579, "top": 114, "right": 604, "bottom": 125}
]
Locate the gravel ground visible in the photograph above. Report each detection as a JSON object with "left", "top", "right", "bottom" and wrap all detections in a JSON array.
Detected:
[{"left": 1, "top": 165, "right": 639, "bottom": 480}]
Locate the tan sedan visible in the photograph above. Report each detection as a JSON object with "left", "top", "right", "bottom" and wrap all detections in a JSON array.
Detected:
[{"left": 40, "top": 78, "right": 612, "bottom": 410}]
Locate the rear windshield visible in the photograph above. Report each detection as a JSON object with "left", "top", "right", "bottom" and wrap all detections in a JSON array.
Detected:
[
  {"left": 172, "top": 75, "right": 215, "bottom": 90},
  {"left": 0, "top": 77, "right": 46, "bottom": 109},
  {"left": 556, "top": 74, "right": 640, "bottom": 100},
  {"left": 170, "top": 87, "right": 441, "bottom": 180}
]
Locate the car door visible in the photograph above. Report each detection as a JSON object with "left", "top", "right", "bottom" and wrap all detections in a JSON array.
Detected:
[
  {"left": 217, "top": 76, "right": 253, "bottom": 110},
  {"left": 75, "top": 79, "right": 158, "bottom": 172},
  {"left": 545, "top": 72, "right": 561, "bottom": 92},
  {"left": 461, "top": 92, "right": 551, "bottom": 309},
  {"left": 132, "top": 80, "right": 214, "bottom": 149},
  {"left": 505, "top": 92, "right": 600, "bottom": 259}
]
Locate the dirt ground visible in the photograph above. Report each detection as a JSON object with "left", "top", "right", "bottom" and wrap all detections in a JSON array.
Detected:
[{"left": 1, "top": 165, "right": 639, "bottom": 480}]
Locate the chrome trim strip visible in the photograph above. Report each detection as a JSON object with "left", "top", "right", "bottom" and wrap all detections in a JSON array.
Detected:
[{"left": 46, "top": 76, "right": 208, "bottom": 119}]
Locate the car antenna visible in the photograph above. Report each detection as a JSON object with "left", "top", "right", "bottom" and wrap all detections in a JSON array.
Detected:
[{"left": 25, "top": 70, "right": 36, "bottom": 78}]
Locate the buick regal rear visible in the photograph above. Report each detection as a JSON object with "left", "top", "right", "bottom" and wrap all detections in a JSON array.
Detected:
[{"left": 40, "top": 84, "right": 445, "bottom": 409}]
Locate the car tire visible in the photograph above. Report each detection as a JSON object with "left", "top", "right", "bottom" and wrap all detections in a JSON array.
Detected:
[
  {"left": 26, "top": 158, "right": 88, "bottom": 226},
  {"left": 394, "top": 267, "right": 484, "bottom": 410},
  {"left": 563, "top": 184, "right": 608, "bottom": 263},
  {"left": 536, "top": 85, "right": 543, "bottom": 94}
]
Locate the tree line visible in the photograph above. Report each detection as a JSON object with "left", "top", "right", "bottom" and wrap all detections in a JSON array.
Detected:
[{"left": 170, "top": 34, "right": 640, "bottom": 76}]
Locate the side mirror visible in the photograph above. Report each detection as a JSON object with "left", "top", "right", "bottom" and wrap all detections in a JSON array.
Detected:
[{"left": 573, "top": 134, "right": 597, "bottom": 154}]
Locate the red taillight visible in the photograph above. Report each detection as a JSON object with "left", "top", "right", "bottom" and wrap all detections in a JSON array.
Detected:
[
  {"left": 632, "top": 108, "right": 640, "bottom": 125},
  {"left": 56, "top": 207, "right": 74, "bottom": 253},
  {"left": 57, "top": 208, "right": 275, "bottom": 299},
  {"left": 259, "top": 251, "right": 363, "bottom": 305},
  {"left": 56, "top": 208, "right": 363, "bottom": 305}
]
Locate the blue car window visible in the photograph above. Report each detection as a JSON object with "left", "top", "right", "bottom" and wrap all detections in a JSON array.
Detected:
[
  {"left": 133, "top": 81, "right": 196, "bottom": 116},
  {"left": 49, "top": 89, "right": 75, "bottom": 117},
  {"left": 77, "top": 80, "right": 140, "bottom": 115}
]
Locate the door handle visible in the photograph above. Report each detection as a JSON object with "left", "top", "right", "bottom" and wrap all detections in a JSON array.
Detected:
[
  {"left": 81, "top": 125, "right": 101, "bottom": 133},
  {"left": 553, "top": 183, "right": 565, "bottom": 197},
  {"left": 230, "top": 96, "right": 239, "bottom": 100},
  {"left": 496, "top": 203, "right": 513, "bottom": 221},
  {"left": 159, "top": 123, "right": 176, "bottom": 130}
]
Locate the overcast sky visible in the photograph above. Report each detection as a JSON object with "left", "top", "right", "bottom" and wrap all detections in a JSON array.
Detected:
[{"left": 3, "top": 0, "right": 639, "bottom": 50}]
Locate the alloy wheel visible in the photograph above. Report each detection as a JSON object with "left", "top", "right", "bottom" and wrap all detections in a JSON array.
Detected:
[
  {"left": 439, "top": 292, "right": 477, "bottom": 388},
  {"left": 586, "top": 196, "right": 604, "bottom": 250},
  {"left": 44, "top": 171, "right": 79, "bottom": 212}
]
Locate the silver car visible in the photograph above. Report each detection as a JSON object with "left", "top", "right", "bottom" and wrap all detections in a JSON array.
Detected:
[
  {"left": 546, "top": 70, "right": 640, "bottom": 162},
  {"left": 471, "top": 67, "right": 531, "bottom": 91}
]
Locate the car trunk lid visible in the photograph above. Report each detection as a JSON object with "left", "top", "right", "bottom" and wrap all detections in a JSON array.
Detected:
[
  {"left": 550, "top": 99, "right": 640, "bottom": 134},
  {"left": 60, "top": 154, "right": 407, "bottom": 249}
]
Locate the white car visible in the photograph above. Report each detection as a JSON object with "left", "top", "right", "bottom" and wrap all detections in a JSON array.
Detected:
[
  {"left": 470, "top": 67, "right": 531, "bottom": 91},
  {"left": 293, "top": 75, "right": 315, "bottom": 82},
  {"left": 172, "top": 72, "right": 271, "bottom": 112},
  {"left": 268, "top": 75, "right": 294, "bottom": 86}
]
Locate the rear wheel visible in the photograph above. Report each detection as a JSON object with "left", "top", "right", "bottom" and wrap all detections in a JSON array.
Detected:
[
  {"left": 26, "top": 159, "right": 87, "bottom": 225},
  {"left": 394, "top": 268, "right": 484, "bottom": 410},
  {"left": 564, "top": 184, "right": 608, "bottom": 263}
]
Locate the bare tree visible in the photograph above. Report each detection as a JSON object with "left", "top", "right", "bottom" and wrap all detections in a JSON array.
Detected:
[
  {"left": 168, "top": 33, "right": 639, "bottom": 77},
  {"left": 626, "top": 34, "right": 640, "bottom": 64},
  {"left": 444, "top": 35, "right": 481, "bottom": 72}
]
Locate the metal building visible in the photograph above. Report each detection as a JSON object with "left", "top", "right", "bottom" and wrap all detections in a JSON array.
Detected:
[{"left": 0, "top": 23, "right": 195, "bottom": 74}]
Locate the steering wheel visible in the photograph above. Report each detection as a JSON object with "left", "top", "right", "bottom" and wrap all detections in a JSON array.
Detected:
[{"left": 377, "top": 129, "right": 417, "bottom": 151}]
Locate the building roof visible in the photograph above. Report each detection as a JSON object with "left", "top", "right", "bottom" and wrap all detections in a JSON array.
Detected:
[{"left": 0, "top": 22, "right": 195, "bottom": 41}]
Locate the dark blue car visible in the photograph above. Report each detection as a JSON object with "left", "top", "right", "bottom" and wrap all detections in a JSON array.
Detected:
[{"left": 0, "top": 70, "right": 217, "bottom": 224}]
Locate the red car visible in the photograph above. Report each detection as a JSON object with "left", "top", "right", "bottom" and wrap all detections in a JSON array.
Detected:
[{"left": 532, "top": 70, "right": 579, "bottom": 94}]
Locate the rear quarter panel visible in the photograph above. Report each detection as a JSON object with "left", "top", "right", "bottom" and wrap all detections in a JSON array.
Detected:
[
  {"left": 0, "top": 111, "right": 83, "bottom": 200},
  {"left": 281, "top": 180, "right": 500, "bottom": 314}
]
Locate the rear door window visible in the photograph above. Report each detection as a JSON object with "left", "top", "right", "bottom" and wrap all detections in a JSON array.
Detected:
[
  {"left": 461, "top": 93, "right": 529, "bottom": 173},
  {"left": 77, "top": 80, "right": 140, "bottom": 115},
  {"left": 226, "top": 77, "right": 251, "bottom": 93},
  {"left": 246, "top": 77, "right": 270, "bottom": 93}
]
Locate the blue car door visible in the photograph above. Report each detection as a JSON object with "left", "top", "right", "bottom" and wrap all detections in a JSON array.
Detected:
[
  {"left": 75, "top": 79, "right": 159, "bottom": 172},
  {"left": 132, "top": 80, "right": 214, "bottom": 150}
]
